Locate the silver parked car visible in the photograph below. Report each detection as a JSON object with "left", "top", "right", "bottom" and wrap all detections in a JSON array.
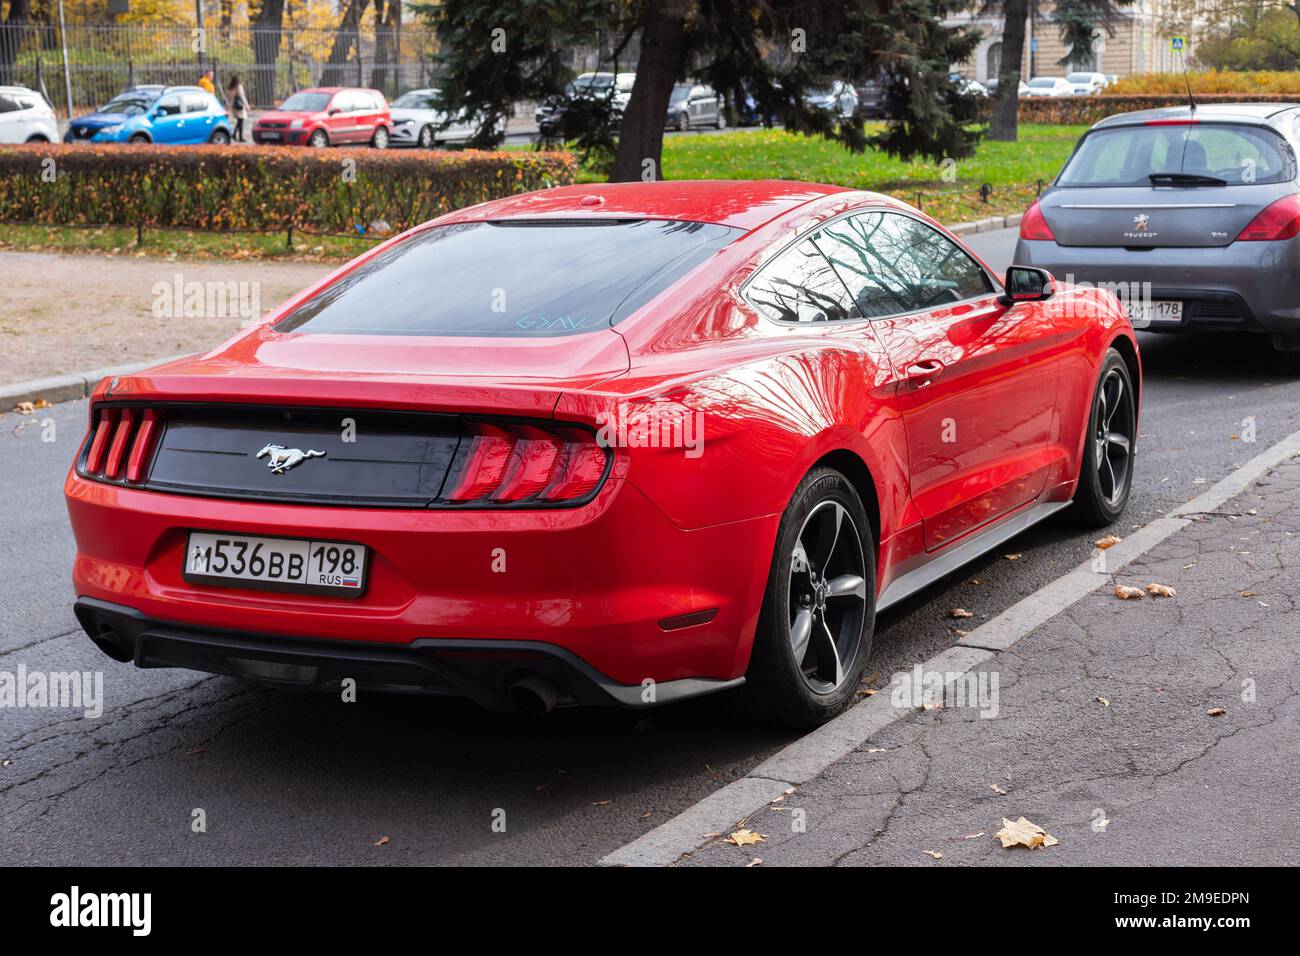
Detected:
[
  {"left": 1015, "top": 103, "right": 1300, "bottom": 368},
  {"left": 665, "top": 83, "right": 725, "bottom": 131},
  {"left": 389, "top": 88, "right": 504, "bottom": 147}
]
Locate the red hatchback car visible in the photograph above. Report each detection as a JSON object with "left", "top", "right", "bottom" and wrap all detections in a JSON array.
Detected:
[
  {"left": 66, "top": 181, "right": 1140, "bottom": 726},
  {"left": 252, "top": 87, "right": 392, "bottom": 148}
]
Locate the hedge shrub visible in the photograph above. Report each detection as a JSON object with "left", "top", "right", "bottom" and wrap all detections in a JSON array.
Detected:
[
  {"left": 1018, "top": 93, "right": 1300, "bottom": 126},
  {"left": 0, "top": 144, "right": 578, "bottom": 235},
  {"left": 1107, "top": 70, "right": 1300, "bottom": 96}
]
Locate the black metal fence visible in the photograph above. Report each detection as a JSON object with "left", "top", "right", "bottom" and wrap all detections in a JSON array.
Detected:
[{"left": 0, "top": 21, "right": 441, "bottom": 116}]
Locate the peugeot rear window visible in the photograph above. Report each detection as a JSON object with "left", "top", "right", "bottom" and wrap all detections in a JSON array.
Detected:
[
  {"left": 275, "top": 219, "right": 738, "bottom": 337},
  {"left": 1058, "top": 123, "right": 1296, "bottom": 186}
]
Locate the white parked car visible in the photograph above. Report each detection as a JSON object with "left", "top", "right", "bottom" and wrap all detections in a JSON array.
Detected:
[
  {"left": 0, "top": 86, "right": 58, "bottom": 143},
  {"left": 804, "top": 80, "right": 858, "bottom": 120},
  {"left": 1025, "top": 77, "right": 1077, "bottom": 98},
  {"left": 1066, "top": 72, "right": 1108, "bottom": 96},
  {"left": 388, "top": 88, "right": 505, "bottom": 148}
]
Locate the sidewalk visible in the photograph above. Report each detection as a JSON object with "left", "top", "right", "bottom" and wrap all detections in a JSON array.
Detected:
[{"left": 681, "top": 458, "right": 1300, "bottom": 867}]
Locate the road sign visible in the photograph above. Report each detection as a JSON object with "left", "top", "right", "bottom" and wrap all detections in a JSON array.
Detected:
[{"left": 1171, "top": 36, "right": 1186, "bottom": 52}]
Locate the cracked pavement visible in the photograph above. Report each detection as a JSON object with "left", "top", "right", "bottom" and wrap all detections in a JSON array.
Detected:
[{"left": 682, "top": 459, "right": 1300, "bottom": 866}]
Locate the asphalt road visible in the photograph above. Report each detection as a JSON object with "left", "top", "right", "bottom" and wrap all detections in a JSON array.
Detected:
[{"left": 4, "top": 227, "right": 1300, "bottom": 865}]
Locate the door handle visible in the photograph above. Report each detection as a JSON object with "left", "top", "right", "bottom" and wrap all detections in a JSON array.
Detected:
[{"left": 905, "top": 359, "right": 945, "bottom": 386}]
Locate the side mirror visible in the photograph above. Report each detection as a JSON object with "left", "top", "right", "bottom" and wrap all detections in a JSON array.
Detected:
[
  {"left": 328, "top": 108, "right": 341, "bottom": 116},
  {"left": 1000, "top": 265, "right": 1055, "bottom": 305}
]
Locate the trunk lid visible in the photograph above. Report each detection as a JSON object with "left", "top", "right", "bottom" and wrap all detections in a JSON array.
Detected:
[
  {"left": 107, "top": 325, "right": 631, "bottom": 418},
  {"left": 1041, "top": 183, "right": 1289, "bottom": 248}
]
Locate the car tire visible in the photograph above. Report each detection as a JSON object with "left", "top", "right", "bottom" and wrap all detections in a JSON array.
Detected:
[
  {"left": 1069, "top": 348, "right": 1136, "bottom": 527},
  {"left": 24, "top": 134, "right": 49, "bottom": 143},
  {"left": 418, "top": 125, "right": 435, "bottom": 148},
  {"left": 209, "top": 128, "right": 230, "bottom": 145},
  {"left": 676, "top": 111, "right": 689, "bottom": 132},
  {"left": 128, "top": 133, "right": 149, "bottom": 144},
  {"left": 371, "top": 126, "right": 390, "bottom": 149},
  {"left": 729, "top": 467, "right": 875, "bottom": 728},
  {"left": 308, "top": 129, "right": 329, "bottom": 148}
]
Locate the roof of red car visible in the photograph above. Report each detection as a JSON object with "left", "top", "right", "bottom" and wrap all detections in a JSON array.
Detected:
[{"left": 451, "top": 180, "right": 852, "bottom": 231}]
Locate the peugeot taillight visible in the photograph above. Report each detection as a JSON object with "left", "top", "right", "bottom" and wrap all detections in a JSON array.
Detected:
[
  {"left": 442, "top": 421, "right": 611, "bottom": 506},
  {"left": 1019, "top": 200, "right": 1056, "bottom": 242},
  {"left": 1236, "top": 194, "right": 1300, "bottom": 242}
]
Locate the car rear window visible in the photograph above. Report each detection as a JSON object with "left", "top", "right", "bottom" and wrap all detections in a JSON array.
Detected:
[
  {"left": 1058, "top": 123, "right": 1296, "bottom": 186},
  {"left": 275, "top": 219, "right": 738, "bottom": 337}
]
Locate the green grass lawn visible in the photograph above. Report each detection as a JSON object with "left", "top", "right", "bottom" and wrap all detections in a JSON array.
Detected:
[{"left": 585, "top": 123, "right": 1087, "bottom": 223}]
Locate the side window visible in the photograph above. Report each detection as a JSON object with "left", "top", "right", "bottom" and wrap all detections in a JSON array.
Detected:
[
  {"left": 155, "top": 95, "right": 181, "bottom": 117},
  {"left": 329, "top": 94, "right": 350, "bottom": 113},
  {"left": 744, "top": 239, "right": 855, "bottom": 324},
  {"left": 0, "top": 94, "right": 19, "bottom": 114},
  {"left": 816, "top": 212, "right": 992, "bottom": 317},
  {"left": 182, "top": 94, "right": 207, "bottom": 113}
]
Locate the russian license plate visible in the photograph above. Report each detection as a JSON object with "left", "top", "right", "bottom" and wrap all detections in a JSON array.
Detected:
[
  {"left": 1126, "top": 300, "right": 1183, "bottom": 327},
  {"left": 184, "top": 532, "right": 368, "bottom": 597},
  {"left": 260, "top": 131, "right": 281, "bottom": 140}
]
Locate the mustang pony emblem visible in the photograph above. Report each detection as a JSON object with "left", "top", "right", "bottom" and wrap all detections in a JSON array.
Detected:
[{"left": 256, "top": 444, "right": 326, "bottom": 475}]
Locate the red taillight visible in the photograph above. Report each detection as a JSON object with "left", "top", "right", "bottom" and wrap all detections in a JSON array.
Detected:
[
  {"left": 1019, "top": 200, "right": 1055, "bottom": 241},
  {"left": 1143, "top": 118, "right": 1199, "bottom": 126},
  {"left": 83, "top": 408, "right": 117, "bottom": 474},
  {"left": 1236, "top": 194, "right": 1300, "bottom": 242},
  {"left": 103, "top": 408, "right": 136, "bottom": 479},
  {"left": 125, "top": 409, "right": 159, "bottom": 482},
  {"left": 443, "top": 422, "right": 609, "bottom": 505},
  {"left": 80, "top": 405, "right": 160, "bottom": 484}
]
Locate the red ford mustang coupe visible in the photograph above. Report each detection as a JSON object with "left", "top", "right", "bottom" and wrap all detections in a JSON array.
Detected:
[{"left": 66, "top": 181, "right": 1139, "bottom": 726}]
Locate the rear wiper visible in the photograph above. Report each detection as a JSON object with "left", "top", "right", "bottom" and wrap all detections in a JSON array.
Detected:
[{"left": 1148, "top": 172, "right": 1227, "bottom": 186}]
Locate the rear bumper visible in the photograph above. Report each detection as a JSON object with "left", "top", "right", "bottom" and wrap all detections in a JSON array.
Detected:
[
  {"left": 74, "top": 597, "right": 742, "bottom": 710},
  {"left": 65, "top": 470, "right": 776, "bottom": 689},
  {"left": 1014, "top": 238, "right": 1300, "bottom": 334}
]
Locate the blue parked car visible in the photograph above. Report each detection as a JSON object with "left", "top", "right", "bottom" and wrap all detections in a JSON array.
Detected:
[{"left": 65, "top": 85, "right": 232, "bottom": 145}]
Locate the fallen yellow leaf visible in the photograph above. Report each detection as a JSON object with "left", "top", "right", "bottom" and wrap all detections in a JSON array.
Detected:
[
  {"left": 746, "top": 857, "right": 763, "bottom": 867},
  {"left": 994, "top": 817, "right": 1060, "bottom": 849},
  {"left": 923, "top": 849, "right": 942, "bottom": 859},
  {"left": 989, "top": 783, "right": 1007, "bottom": 795},
  {"left": 373, "top": 836, "right": 390, "bottom": 847},
  {"left": 1004, "top": 553, "right": 1022, "bottom": 561},
  {"left": 949, "top": 608, "right": 974, "bottom": 619},
  {"left": 727, "top": 829, "right": 766, "bottom": 847},
  {"left": 1096, "top": 696, "right": 1110, "bottom": 707},
  {"left": 1206, "top": 707, "right": 1227, "bottom": 717},
  {"left": 1094, "top": 534, "right": 1122, "bottom": 550},
  {"left": 1114, "top": 584, "right": 1145, "bottom": 600},
  {"left": 1145, "top": 582, "right": 1176, "bottom": 598}
]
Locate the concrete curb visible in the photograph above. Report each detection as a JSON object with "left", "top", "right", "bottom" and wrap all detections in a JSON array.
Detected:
[
  {"left": 1, "top": 355, "right": 191, "bottom": 413},
  {"left": 948, "top": 212, "right": 1023, "bottom": 237},
  {"left": 599, "top": 424, "right": 1300, "bottom": 866}
]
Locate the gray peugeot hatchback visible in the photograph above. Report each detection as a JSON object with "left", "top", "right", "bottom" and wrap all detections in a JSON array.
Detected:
[{"left": 1015, "top": 103, "right": 1300, "bottom": 368}]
